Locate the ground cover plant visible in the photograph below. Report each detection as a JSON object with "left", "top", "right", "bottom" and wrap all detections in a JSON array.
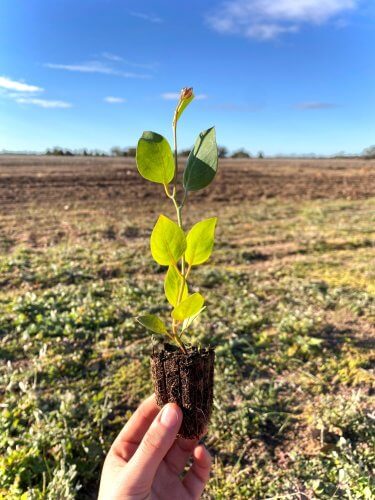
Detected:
[{"left": 0, "top": 154, "right": 374, "bottom": 498}]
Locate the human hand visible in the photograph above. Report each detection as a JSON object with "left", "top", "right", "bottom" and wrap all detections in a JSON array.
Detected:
[{"left": 98, "top": 395, "right": 212, "bottom": 500}]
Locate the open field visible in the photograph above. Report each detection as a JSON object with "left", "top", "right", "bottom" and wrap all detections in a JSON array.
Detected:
[{"left": 0, "top": 156, "right": 374, "bottom": 498}]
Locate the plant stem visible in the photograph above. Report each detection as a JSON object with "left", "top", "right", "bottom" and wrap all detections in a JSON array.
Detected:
[
  {"left": 169, "top": 117, "right": 189, "bottom": 353},
  {"left": 172, "top": 119, "right": 178, "bottom": 196},
  {"left": 175, "top": 331, "right": 187, "bottom": 354},
  {"left": 172, "top": 313, "right": 187, "bottom": 353},
  {"left": 163, "top": 183, "right": 173, "bottom": 199},
  {"left": 180, "top": 189, "right": 188, "bottom": 209},
  {"left": 185, "top": 263, "right": 192, "bottom": 280}
]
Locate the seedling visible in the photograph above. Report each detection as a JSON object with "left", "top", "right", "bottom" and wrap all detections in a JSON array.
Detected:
[{"left": 136, "top": 88, "right": 218, "bottom": 354}]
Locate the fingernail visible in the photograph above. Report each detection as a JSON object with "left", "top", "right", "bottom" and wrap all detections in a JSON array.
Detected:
[{"left": 160, "top": 405, "right": 179, "bottom": 428}]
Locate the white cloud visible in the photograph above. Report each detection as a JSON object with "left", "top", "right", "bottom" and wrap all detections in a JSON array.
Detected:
[
  {"left": 295, "top": 101, "right": 337, "bottom": 110},
  {"left": 101, "top": 53, "right": 157, "bottom": 70},
  {"left": 247, "top": 23, "right": 299, "bottom": 39},
  {"left": 101, "top": 52, "right": 123, "bottom": 62},
  {"left": 261, "top": 0, "right": 356, "bottom": 23},
  {"left": 207, "top": 0, "right": 358, "bottom": 40},
  {"left": 161, "top": 92, "right": 208, "bottom": 100},
  {"left": 45, "top": 61, "right": 113, "bottom": 74},
  {"left": 0, "top": 75, "right": 72, "bottom": 110},
  {"left": 162, "top": 92, "right": 180, "bottom": 100},
  {"left": 130, "top": 11, "right": 163, "bottom": 23},
  {"left": 104, "top": 96, "right": 126, "bottom": 104},
  {"left": 15, "top": 97, "right": 72, "bottom": 108},
  {"left": 44, "top": 61, "right": 150, "bottom": 79},
  {"left": 0, "top": 76, "right": 43, "bottom": 93}
]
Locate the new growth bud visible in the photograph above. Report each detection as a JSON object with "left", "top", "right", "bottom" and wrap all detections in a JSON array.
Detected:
[
  {"left": 173, "top": 87, "right": 195, "bottom": 126},
  {"left": 181, "top": 87, "right": 194, "bottom": 100}
]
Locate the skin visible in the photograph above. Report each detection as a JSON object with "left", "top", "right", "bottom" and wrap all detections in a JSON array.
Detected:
[{"left": 98, "top": 395, "right": 212, "bottom": 500}]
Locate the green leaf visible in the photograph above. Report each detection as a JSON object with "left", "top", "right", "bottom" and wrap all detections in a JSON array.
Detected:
[
  {"left": 172, "top": 293, "right": 205, "bottom": 321},
  {"left": 137, "top": 315, "right": 167, "bottom": 335},
  {"left": 136, "top": 131, "right": 174, "bottom": 184},
  {"left": 164, "top": 266, "right": 188, "bottom": 307},
  {"left": 185, "top": 217, "right": 217, "bottom": 266},
  {"left": 182, "top": 306, "right": 206, "bottom": 333},
  {"left": 183, "top": 127, "right": 218, "bottom": 191},
  {"left": 150, "top": 215, "right": 186, "bottom": 266}
]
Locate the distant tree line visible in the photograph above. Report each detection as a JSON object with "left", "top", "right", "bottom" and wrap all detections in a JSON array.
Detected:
[
  {"left": 46, "top": 147, "right": 109, "bottom": 157},
  {"left": 44, "top": 145, "right": 265, "bottom": 159},
  {"left": 110, "top": 146, "right": 136, "bottom": 157},
  {"left": 362, "top": 145, "right": 375, "bottom": 159},
  {"left": 41, "top": 144, "right": 375, "bottom": 159},
  {"left": 178, "top": 146, "right": 264, "bottom": 159},
  {"left": 45, "top": 146, "right": 140, "bottom": 157}
]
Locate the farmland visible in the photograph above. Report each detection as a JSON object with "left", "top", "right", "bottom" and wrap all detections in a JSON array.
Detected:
[{"left": 0, "top": 156, "right": 374, "bottom": 498}]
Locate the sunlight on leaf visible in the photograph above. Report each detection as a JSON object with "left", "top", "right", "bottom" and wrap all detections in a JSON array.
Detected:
[
  {"left": 150, "top": 215, "right": 186, "bottom": 266},
  {"left": 185, "top": 217, "right": 217, "bottom": 266},
  {"left": 181, "top": 306, "right": 206, "bottom": 333},
  {"left": 136, "top": 131, "right": 174, "bottom": 184},
  {"left": 172, "top": 292, "right": 205, "bottom": 321},
  {"left": 164, "top": 265, "right": 188, "bottom": 307}
]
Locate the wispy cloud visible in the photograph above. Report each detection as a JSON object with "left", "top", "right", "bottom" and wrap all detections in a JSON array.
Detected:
[
  {"left": 101, "top": 52, "right": 157, "bottom": 70},
  {"left": 44, "top": 61, "right": 150, "bottom": 79},
  {"left": 130, "top": 11, "right": 163, "bottom": 23},
  {"left": 45, "top": 61, "right": 115, "bottom": 74},
  {"left": 104, "top": 96, "right": 126, "bottom": 104},
  {"left": 15, "top": 97, "right": 72, "bottom": 108},
  {"left": 295, "top": 101, "right": 338, "bottom": 110},
  {"left": 207, "top": 0, "right": 358, "bottom": 40},
  {"left": 246, "top": 24, "right": 298, "bottom": 39},
  {"left": 161, "top": 92, "right": 208, "bottom": 100},
  {"left": 0, "top": 76, "right": 43, "bottom": 93},
  {"left": 101, "top": 52, "right": 123, "bottom": 62}
]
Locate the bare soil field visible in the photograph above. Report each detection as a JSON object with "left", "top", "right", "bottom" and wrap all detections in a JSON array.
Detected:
[{"left": 0, "top": 156, "right": 374, "bottom": 209}]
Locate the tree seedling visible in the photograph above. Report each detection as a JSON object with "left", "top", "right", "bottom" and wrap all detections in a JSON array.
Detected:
[{"left": 136, "top": 88, "right": 218, "bottom": 354}]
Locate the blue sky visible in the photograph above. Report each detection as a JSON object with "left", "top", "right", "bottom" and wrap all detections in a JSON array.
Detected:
[{"left": 1, "top": 0, "right": 374, "bottom": 154}]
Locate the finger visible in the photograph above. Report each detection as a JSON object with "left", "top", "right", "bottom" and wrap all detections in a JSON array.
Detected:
[
  {"left": 164, "top": 437, "right": 198, "bottom": 475},
  {"left": 124, "top": 403, "right": 182, "bottom": 488},
  {"left": 183, "top": 444, "right": 212, "bottom": 499},
  {"left": 110, "top": 394, "right": 159, "bottom": 461}
]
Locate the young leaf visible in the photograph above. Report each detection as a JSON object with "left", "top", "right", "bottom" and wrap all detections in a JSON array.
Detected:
[
  {"left": 150, "top": 215, "right": 187, "bottom": 266},
  {"left": 137, "top": 315, "right": 168, "bottom": 335},
  {"left": 185, "top": 217, "right": 217, "bottom": 266},
  {"left": 136, "top": 131, "right": 174, "bottom": 184},
  {"left": 182, "top": 306, "right": 206, "bottom": 333},
  {"left": 183, "top": 127, "right": 218, "bottom": 192},
  {"left": 164, "top": 266, "right": 188, "bottom": 307},
  {"left": 172, "top": 293, "right": 205, "bottom": 321},
  {"left": 174, "top": 88, "right": 195, "bottom": 125}
]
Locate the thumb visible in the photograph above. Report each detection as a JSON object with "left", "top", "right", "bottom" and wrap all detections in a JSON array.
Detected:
[{"left": 124, "top": 403, "right": 182, "bottom": 488}]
